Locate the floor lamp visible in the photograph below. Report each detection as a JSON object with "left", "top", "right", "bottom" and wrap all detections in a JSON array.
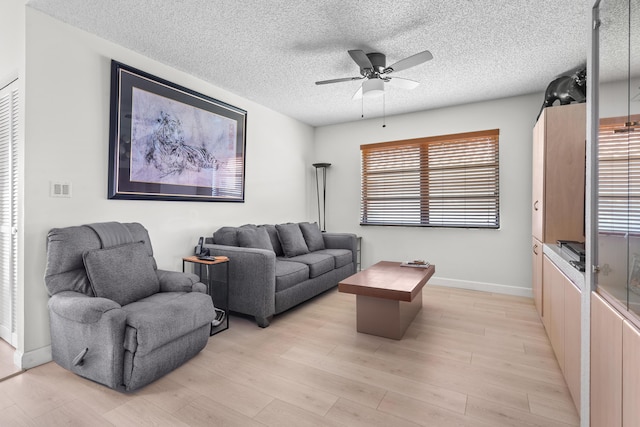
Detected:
[{"left": 313, "top": 163, "right": 331, "bottom": 232}]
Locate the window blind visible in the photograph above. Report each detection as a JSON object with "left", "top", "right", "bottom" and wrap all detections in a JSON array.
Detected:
[
  {"left": 360, "top": 129, "right": 500, "bottom": 228},
  {"left": 598, "top": 115, "right": 640, "bottom": 234}
]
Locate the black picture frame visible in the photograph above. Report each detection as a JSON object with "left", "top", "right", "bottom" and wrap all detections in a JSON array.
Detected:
[{"left": 108, "top": 60, "right": 247, "bottom": 202}]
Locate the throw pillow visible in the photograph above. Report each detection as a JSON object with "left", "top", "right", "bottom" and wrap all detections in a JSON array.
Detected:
[
  {"left": 299, "top": 222, "right": 325, "bottom": 251},
  {"left": 237, "top": 227, "right": 274, "bottom": 251},
  {"left": 213, "top": 226, "right": 239, "bottom": 246},
  {"left": 83, "top": 241, "right": 160, "bottom": 306},
  {"left": 261, "top": 224, "right": 284, "bottom": 256},
  {"left": 276, "top": 223, "right": 309, "bottom": 257}
]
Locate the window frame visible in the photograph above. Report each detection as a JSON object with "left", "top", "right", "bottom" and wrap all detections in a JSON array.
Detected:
[{"left": 360, "top": 129, "right": 500, "bottom": 229}]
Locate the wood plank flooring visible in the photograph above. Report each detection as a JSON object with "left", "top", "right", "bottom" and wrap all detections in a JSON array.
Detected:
[
  {"left": 0, "top": 285, "right": 579, "bottom": 426},
  {"left": 0, "top": 339, "right": 22, "bottom": 381}
]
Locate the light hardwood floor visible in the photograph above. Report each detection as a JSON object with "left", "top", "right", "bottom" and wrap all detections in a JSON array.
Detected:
[
  {"left": 0, "top": 339, "right": 22, "bottom": 381},
  {"left": 0, "top": 285, "right": 579, "bottom": 426}
]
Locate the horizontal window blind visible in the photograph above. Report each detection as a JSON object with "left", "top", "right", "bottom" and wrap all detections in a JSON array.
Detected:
[
  {"left": 598, "top": 115, "right": 640, "bottom": 234},
  {"left": 361, "top": 129, "right": 500, "bottom": 228}
]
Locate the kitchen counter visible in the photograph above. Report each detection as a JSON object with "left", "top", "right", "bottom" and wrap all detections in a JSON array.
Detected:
[{"left": 543, "top": 243, "right": 585, "bottom": 291}]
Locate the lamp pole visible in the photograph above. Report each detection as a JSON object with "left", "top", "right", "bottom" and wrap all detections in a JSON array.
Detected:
[{"left": 313, "top": 163, "right": 331, "bottom": 232}]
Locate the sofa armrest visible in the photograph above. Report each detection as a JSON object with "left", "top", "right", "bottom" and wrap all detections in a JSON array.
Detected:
[
  {"left": 156, "top": 269, "right": 206, "bottom": 293},
  {"left": 323, "top": 232, "right": 358, "bottom": 264},
  {"left": 48, "top": 291, "right": 122, "bottom": 323},
  {"left": 203, "top": 244, "right": 276, "bottom": 322}
]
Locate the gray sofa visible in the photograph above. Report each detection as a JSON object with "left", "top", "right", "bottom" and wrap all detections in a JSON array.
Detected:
[
  {"left": 204, "top": 222, "right": 357, "bottom": 327},
  {"left": 44, "top": 222, "right": 215, "bottom": 391}
]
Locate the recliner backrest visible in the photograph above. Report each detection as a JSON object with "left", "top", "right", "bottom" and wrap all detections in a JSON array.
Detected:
[{"left": 44, "top": 222, "right": 156, "bottom": 297}]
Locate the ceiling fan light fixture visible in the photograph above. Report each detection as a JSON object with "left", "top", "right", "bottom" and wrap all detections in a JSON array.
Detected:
[{"left": 363, "top": 79, "right": 384, "bottom": 98}]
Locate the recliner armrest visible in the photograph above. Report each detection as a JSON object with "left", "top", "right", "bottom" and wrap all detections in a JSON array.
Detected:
[
  {"left": 47, "top": 290, "right": 128, "bottom": 390},
  {"left": 48, "top": 291, "right": 122, "bottom": 323},
  {"left": 156, "top": 269, "right": 206, "bottom": 293}
]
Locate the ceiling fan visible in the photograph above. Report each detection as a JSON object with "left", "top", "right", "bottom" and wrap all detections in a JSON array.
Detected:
[{"left": 315, "top": 49, "right": 433, "bottom": 99}]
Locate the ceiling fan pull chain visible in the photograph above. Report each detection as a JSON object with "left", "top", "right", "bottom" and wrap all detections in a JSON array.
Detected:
[
  {"left": 361, "top": 95, "right": 364, "bottom": 119},
  {"left": 382, "top": 93, "right": 386, "bottom": 128}
]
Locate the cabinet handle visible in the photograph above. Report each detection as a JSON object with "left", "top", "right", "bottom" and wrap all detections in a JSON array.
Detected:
[
  {"left": 533, "top": 244, "right": 539, "bottom": 255},
  {"left": 533, "top": 200, "right": 539, "bottom": 211}
]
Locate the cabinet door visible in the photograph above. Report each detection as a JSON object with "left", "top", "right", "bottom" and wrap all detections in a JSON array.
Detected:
[
  {"left": 543, "top": 104, "right": 586, "bottom": 244},
  {"left": 623, "top": 320, "right": 640, "bottom": 427},
  {"left": 542, "top": 256, "right": 552, "bottom": 332},
  {"left": 532, "top": 238, "right": 543, "bottom": 318},
  {"left": 564, "top": 279, "right": 581, "bottom": 411},
  {"left": 591, "top": 292, "right": 623, "bottom": 427},
  {"left": 546, "top": 258, "right": 565, "bottom": 373},
  {"left": 532, "top": 114, "right": 545, "bottom": 242}
]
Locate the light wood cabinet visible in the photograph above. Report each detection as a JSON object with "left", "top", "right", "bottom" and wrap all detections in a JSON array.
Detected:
[
  {"left": 622, "top": 320, "right": 640, "bottom": 427},
  {"left": 590, "top": 293, "right": 640, "bottom": 427},
  {"left": 544, "top": 257, "right": 565, "bottom": 371},
  {"left": 542, "top": 257, "right": 552, "bottom": 332},
  {"left": 532, "top": 238, "right": 543, "bottom": 318},
  {"left": 532, "top": 116, "right": 544, "bottom": 240},
  {"left": 542, "top": 255, "right": 581, "bottom": 411},
  {"left": 531, "top": 104, "right": 586, "bottom": 244},
  {"left": 564, "top": 278, "right": 581, "bottom": 411},
  {"left": 531, "top": 103, "right": 586, "bottom": 331},
  {"left": 591, "top": 292, "right": 623, "bottom": 427}
]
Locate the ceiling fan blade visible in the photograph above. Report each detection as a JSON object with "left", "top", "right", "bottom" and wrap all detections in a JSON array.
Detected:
[
  {"left": 352, "top": 85, "right": 363, "bottom": 100},
  {"left": 315, "top": 76, "right": 363, "bottom": 85},
  {"left": 348, "top": 50, "right": 374, "bottom": 70},
  {"left": 386, "top": 77, "right": 420, "bottom": 90},
  {"left": 385, "top": 50, "right": 433, "bottom": 73}
]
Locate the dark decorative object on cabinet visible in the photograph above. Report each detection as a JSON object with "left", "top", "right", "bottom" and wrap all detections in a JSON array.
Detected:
[{"left": 537, "top": 66, "right": 586, "bottom": 120}]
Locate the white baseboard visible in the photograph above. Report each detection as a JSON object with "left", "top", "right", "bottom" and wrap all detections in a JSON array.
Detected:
[
  {"left": 14, "top": 345, "right": 52, "bottom": 370},
  {"left": 429, "top": 276, "right": 533, "bottom": 298}
]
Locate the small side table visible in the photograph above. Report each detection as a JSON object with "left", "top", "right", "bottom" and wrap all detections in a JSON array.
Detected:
[{"left": 182, "top": 255, "right": 229, "bottom": 336}]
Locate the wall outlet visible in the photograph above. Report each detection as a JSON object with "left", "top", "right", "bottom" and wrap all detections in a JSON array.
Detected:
[{"left": 50, "top": 181, "right": 72, "bottom": 198}]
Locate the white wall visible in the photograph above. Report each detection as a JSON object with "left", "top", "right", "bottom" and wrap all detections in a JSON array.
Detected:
[
  {"left": 599, "top": 78, "right": 640, "bottom": 117},
  {"left": 21, "top": 8, "right": 315, "bottom": 366},
  {"left": 0, "top": 0, "right": 23, "bottom": 88},
  {"left": 314, "top": 93, "right": 542, "bottom": 295},
  {"left": 0, "top": 0, "right": 26, "bottom": 367}
]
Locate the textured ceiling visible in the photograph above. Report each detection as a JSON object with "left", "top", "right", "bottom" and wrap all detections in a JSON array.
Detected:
[{"left": 25, "top": 0, "right": 601, "bottom": 127}]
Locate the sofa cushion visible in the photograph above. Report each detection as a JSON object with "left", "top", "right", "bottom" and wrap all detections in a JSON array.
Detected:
[
  {"left": 274, "top": 260, "right": 309, "bottom": 292},
  {"left": 261, "top": 224, "right": 284, "bottom": 257},
  {"left": 213, "top": 226, "right": 239, "bottom": 246},
  {"left": 237, "top": 227, "right": 273, "bottom": 251},
  {"left": 285, "top": 253, "right": 335, "bottom": 278},
  {"left": 315, "top": 248, "right": 353, "bottom": 269},
  {"left": 299, "top": 222, "right": 325, "bottom": 252},
  {"left": 83, "top": 241, "right": 159, "bottom": 306},
  {"left": 276, "top": 223, "right": 309, "bottom": 257}
]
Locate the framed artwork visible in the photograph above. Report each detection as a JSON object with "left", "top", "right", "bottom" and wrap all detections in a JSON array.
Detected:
[{"left": 108, "top": 61, "right": 247, "bottom": 202}]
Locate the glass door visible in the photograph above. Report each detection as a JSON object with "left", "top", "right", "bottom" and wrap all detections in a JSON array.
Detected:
[{"left": 596, "top": 0, "right": 640, "bottom": 319}]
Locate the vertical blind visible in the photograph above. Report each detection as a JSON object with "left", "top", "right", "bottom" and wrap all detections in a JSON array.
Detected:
[
  {"left": 0, "top": 81, "right": 18, "bottom": 346},
  {"left": 598, "top": 115, "right": 640, "bottom": 234},
  {"left": 360, "top": 129, "right": 500, "bottom": 228}
]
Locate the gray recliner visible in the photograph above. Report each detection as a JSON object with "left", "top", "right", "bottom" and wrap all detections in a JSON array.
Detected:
[{"left": 44, "top": 222, "right": 214, "bottom": 392}]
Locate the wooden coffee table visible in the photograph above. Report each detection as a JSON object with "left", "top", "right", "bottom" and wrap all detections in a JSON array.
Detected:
[{"left": 338, "top": 261, "right": 435, "bottom": 339}]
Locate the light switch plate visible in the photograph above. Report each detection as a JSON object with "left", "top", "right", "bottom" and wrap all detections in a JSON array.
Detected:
[{"left": 50, "top": 181, "right": 72, "bottom": 198}]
